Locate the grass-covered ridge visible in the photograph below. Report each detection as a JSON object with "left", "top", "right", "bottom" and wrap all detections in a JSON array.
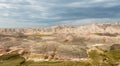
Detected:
[
  {"left": 0, "top": 48, "right": 120, "bottom": 66},
  {"left": 0, "top": 51, "right": 25, "bottom": 66},
  {"left": 23, "top": 61, "right": 91, "bottom": 66}
]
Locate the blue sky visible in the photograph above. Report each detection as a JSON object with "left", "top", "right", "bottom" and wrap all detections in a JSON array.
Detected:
[{"left": 0, "top": 0, "right": 120, "bottom": 28}]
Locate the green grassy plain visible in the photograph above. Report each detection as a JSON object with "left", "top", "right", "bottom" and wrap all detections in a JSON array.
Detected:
[{"left": 0, "top": 49, "right": 120, "bottom": 66}]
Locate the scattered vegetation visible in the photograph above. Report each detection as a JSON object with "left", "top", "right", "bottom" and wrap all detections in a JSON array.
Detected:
[
  {"left": 25, "top": 34, "right": 52, "bottom": 37},
  {"left": 94, "top": 33, "right": 119, "bottom": 37},
  {"left": 0, "top": 47, "right": 120, "bottom": 66},
  {"left": 88, "top": 48, "right": 120, "bottom": 66},
  {"left": 0, "top": 51, "right": 25, "bottom": 66},
  {"left": 23, "top": 61, "right": 91, "bottom": 66}
]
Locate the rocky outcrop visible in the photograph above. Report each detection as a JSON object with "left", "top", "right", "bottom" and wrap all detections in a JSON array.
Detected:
[
  {"left": 1, "top": 23, "right": 120, "bottom": 62},
  {"left": 0, "top": 23, "right": 120, "bottom": 35},
  {"left": 110, "top": 44, "right": 120, "bottom": 50},
  {"left": 0, "top": 45, "right": 7, "bottom": 55}
]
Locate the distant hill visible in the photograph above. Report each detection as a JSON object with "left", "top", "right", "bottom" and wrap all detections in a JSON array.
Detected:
[{"left": 1, "top": 23, "right": 120, "bottom": 35}]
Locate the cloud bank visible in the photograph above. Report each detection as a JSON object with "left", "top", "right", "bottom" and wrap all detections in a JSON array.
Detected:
[{"left": 0, "top": 0, "right": 120, "bottom": 27}]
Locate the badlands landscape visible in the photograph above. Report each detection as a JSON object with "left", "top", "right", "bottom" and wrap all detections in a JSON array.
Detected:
[{"left": 0, "top": 23, "right": 120, "bottom": 66}]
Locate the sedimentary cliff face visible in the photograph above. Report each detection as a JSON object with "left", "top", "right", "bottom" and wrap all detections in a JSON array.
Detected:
[
  {"left": 0, "top": 23, "right": 120, "bottom": 35},
  {"left": 0, "top": 23, "right": 120, "bottom": 61}
]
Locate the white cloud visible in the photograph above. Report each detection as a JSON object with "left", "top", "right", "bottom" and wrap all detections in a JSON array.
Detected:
[
  {"left": 66, "top": 0, "right": 120, "bottom": 8},
  {"left": 0, "top": 3, "right": 16, "bottom": 9},
  {"left": 58, "top": 18, "right": 120, "bottom": 26},
  {"left": 0, "top": 18, "right": 48, "bottom": 28},
  {"left": 3, "top": 13, "right": 10, "bottom": 16},
  {"left": 0, "top": 0, "right": 120, "bottom": 27},
  {"left": 26, "top": 0, "right": 37, "bottom": 5},
  {"left": 0, "top": 0, "right": 7, "bottom": 2}
]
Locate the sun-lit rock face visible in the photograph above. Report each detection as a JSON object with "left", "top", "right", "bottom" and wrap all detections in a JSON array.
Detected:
[
  {"left": 110, "top": 44, "right": 120, "bottom": 50},
  {"left": 0, "top": 45, "right": 7, "bottom": 55},
  {"left": 0, "top": 23, "right": 120, "bottom": 35},
  {"left": 87, "top": 44, "right": 112, "bottom": 53},
  {"left": 0, "top": 23, "right": 120, "bottom": 62}
]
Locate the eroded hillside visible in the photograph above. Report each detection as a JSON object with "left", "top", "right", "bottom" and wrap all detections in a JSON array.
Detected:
[{"left": 0, "top": 23, "right": 120, "bottom": 62}]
